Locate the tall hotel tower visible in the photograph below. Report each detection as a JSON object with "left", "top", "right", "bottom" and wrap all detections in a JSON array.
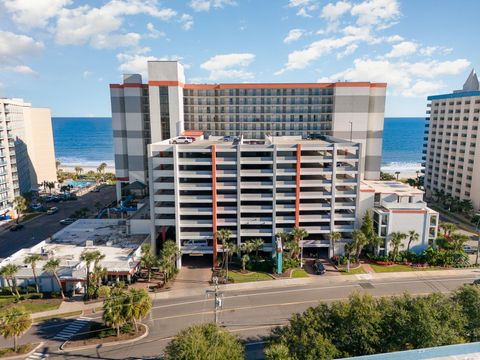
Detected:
[
  {"left": 110, "top": 61, "right": 386, "bottom": 201},
  {"left": 423, "top": 70, "right": 480, "bottom": 209}
]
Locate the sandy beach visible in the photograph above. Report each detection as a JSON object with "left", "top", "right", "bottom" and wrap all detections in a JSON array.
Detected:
[
  {"left": 382, "top": 170, "right": 422, "bottom": 180},
  {"left": 59, "top": 165, "right": 115, "bottom": 174}
]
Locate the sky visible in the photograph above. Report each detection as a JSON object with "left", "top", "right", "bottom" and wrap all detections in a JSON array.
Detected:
[{"left": 0, "top": 0, "right": 478, "bottom": 117}]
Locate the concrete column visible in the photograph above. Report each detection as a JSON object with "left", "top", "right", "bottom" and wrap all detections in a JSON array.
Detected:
[
  {"left": 173, "top": 145, "right": 181, "bottom": 269},
  {"left": 329, "top": 143, "right": 337, "bottom": 258},
  {"left": 147, "top": 150, "right": 157, "bottom": 253}
]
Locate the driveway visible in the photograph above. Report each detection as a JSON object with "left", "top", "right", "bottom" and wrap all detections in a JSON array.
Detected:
[
  {"left": 171, "top": 255, "right": 213, "bottom": 290},
  {"left": 0, "top": 185, "right": 116, "bottom": 260}
]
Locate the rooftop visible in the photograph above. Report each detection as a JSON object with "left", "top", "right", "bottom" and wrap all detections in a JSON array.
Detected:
[{"left": 361, "top": 180, "right": 424, "bottom": 196}]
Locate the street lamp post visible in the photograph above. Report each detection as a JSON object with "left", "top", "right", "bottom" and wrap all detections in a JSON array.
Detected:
[{"left": 206, "top": 276, "right": 223, "bottom": 324}]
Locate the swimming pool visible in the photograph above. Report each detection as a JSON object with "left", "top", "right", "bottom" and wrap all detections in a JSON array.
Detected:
[{"left": 67, "top": 180, "right": 92, "bottom": 188}]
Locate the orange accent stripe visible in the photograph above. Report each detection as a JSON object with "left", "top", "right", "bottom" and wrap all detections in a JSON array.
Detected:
[
  {"left": 211, "top": 145, "right": 218, "bottom": 267},
  {"left": 391, "top": 210, "right": 427, "bottom": 214},
  {"left": 295, "top": 144, "right": 301, "bottom": 227},
  {"left": 109, "top": 84, "right": 148, "bottom": 89},
  {"left": 360, "top": 189, "right": 376, "bottom": 193},
  {"left": 182, "top": 130, "right": 204, "bottom": 136},
  {"left": 116, "top": 177, "right": 129, "bottom": 181},
  {"left": 149, "top": 80, "right": 185, "bottom": 87},
  {"left": 183, "top": 82, "right": 386, "bottom": 90}
]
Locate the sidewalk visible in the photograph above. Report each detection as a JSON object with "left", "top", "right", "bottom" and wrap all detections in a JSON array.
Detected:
[{"left": 31, "top": 267, "right": 480, "bottom": 320}]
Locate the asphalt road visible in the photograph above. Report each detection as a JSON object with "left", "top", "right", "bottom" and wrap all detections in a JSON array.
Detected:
[
  {"left": 3, "top": 273, "right": 475, "bottom": 360},
  {"left": 0, "top": 185, "right": 116, "bottom": 260}
]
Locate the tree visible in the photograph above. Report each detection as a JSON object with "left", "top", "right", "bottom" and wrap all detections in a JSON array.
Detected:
[
  {"left": 55, "top": 159, "right": 61, "bottom": 170},
  {"left": 264, "top": 344, "right": 293, "bottom": 360},
  {"left": 453, "top": 284, "right": 480, "bottom": 342},
  {"left": 74, "top": 166, "right": 83, "bottom": 176},
  {"left": 80, "top": 250, "right": 104, "bottom": 299},
  {"left": 216, "top": 228, "right": 232, "bottom": 269},
  {"left": 389, "top": 232, "right": 406, "bottom": 260},
  {"left": 380, "top": 172, "right": 396, "bottom": 181},
  {"left": 103, "top": 289, "right": 131, "bottom": 337},
  {"left": 140, "top": 244, "right": 157, "bottom": 283},
  {"left": 43, "top": 258, "right": 65, "bottom": 299},
  {"left": 250, "top": 238, "right": 264, "bottom": 258},
  {"left": 23, "top": 254, "right": 42, "bottom": 293},
  {"left": 360, "top": 210, "right": 375, "bottom": 241},
  {"left": 158, "top": 240, "right": 180, "bottom": 283},
  {"left": 440, "top": 222, "right": 458, "bottom": 238},
  {"left": 0, "top": 307, "right": 32, "bottom": 352},
  {"left": 241, "top": 254, "right": 250, "bottom": 272},
  {"left": 284, "top": 238, "right": 301, "bottom": 261},
  {"left": 0, "top": 264, "right": 20, "bottom": 298},
  {"left": 164, "top": 323, "right": 244, "bottom": 360},
  {"left": 13, "top": 196, "right": 27, "bottom": 224},
  {"left": 291, "top": 227, "right": 308, "bottom": 259},
  {"left": 344, "top": 241, "right": 355, "bottom": 264},
  {"left": 129, "top": 288, "right": 152, "bottom": 332},
  {"left": 450, "top": 233, "right": 469, "bottom": 252},
  {"left": 329, "top": 231, "right": 341, "bottom": 258},
  {"left": 407, "top": 230, "right": 419, "bottom": 253},
  {"left": 351, "top": 230, "right": 368, "bottom": 260}
]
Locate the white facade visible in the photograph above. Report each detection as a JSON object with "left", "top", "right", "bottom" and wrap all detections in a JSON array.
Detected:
[
  {"left": 359, "top": 181, "right": 439, "bottom": 254},
  {"left": 0, "top": 98, "right": 57, "bottom": 213},
  {"left": 110, "top": 61, "right": 386, "bottom": 200},
  {"left": 148, "top": 135, "right": 361, "bottom": 264},
  {"left": 423, "top": 70, "right": 480, "bottom": 209}
]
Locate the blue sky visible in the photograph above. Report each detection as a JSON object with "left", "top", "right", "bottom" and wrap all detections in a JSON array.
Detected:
[{"left": 0, "top": 0, "right": 478, "bottom": 117}]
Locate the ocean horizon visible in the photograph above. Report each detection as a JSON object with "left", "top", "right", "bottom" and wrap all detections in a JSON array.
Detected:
[{"left": 52, "top": 117, "right": 424, "bottom": 172}]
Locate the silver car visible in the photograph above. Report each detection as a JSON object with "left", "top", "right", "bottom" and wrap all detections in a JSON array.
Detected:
[{"left": 172, "top": 136, "right": 193, "bottom": 144}]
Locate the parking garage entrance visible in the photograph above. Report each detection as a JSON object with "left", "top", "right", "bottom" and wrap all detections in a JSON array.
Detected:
[{"left": 172, "top": 253, "right": 213, "bottom": 290}]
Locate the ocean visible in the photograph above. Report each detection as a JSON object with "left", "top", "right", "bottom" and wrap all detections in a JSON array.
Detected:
[{"left": 52, "top": 117, "right": 425, "bottom": 172}]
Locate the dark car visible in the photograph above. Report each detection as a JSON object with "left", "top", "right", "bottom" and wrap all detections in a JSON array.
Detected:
[
  {"left": 312, "top": 260, "right": 326, "bottom": 275},
  {"left": 10, "top": 224, "right": 24, "bottom": 231},
  {"left": 472, "top": 279, "right": 480, "bottom": 286}
]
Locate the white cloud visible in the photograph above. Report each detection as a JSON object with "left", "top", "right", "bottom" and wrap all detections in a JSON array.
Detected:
[
  {"left": 321, "top": 1, "right": 352, "bottom": 31},
  {"left": 117, "top": 52, "right": 183, "bottom": 78},
  {"left": 386, "top": 34, "right": 403, "bottom": 42},
  {"left": 200, "top": 53, "right": 255, "bottom": 81},
  {"left": 420, "top": 46, "right": 453, "bottom": 57},
  {"left": 336, "top": 43, "right": 358, "bottom": 59},
  {"left": 180, "top": 14, "right": 194, "bottom": 30},
  {"left": 3, "top": 0, "right": 71, "bottom": 28},
  {"left": 284, "top": 29, "right": 304, "bottom": 44},
  {"left": 318, "top": 58, "right": 470, "bottom": 97},
  {"left": 82, "top": 70, "right": 92, "bottom": 78},
  {"left": 146, "top": 22, "right": 165, "bottom": 39},
  {"left": 288, "top": 0, "right": 319, "bottom": 17},
  {"left": 350, "top": 0, "right": 400, "bottom": 29},
  {"left": 385, "top": 41, "right": 418, "bottom": 58},
  {"left": 0, "top": 31, "right": 44, "bottom": 75},
  {"left": 54, "top": 0, "right": 176, "bottom": 48},
  {"left": 189, "top": 0, "right": 236, "bottom": 12}
]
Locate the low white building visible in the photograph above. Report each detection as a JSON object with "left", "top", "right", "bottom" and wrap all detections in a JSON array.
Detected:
[
  {"left": 0, "top": 219, "right": 146, "bottom": 294},
  {"left": 358, "top": 181, "right": 439, "bottom": 254}
]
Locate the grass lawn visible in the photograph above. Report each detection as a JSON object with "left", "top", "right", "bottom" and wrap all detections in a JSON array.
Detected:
[
  {"left": 34, "top": 310, "right": 82, "bottom": 323},
  {"left": 291, "top": 269, "right": 309, "bottom": 278},
  {"left": 228, "top": 271, "right": 275, "bottom": 283},
  {"left": 0, "top": 344, "right": 36, "bottom": 358},
  {"left": 370, "top": 264, "right": 415, "bottom": 273},
  {"left": 21, "top": 213, "right": 43, "bottom": 222},
  {"left": 0, "top": 297, "right": 61, "bottom": 315},
  {"left": 339, "top": 266, "right": 366, "bottom": 275}
]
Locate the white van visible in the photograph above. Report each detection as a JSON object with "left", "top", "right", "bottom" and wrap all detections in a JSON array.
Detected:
[{"left": 183, "top": 239, "right": 208, "bottom": 247}]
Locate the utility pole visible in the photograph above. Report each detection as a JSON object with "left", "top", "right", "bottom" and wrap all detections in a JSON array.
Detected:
[{"left": 206, "top": 276, "right": 223, "bottom": 324}]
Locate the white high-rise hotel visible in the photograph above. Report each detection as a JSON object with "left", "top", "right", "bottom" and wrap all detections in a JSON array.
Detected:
[
  {"left": 110, "top": 61, "right": 388, "bottom": 258},
  {"left": 423, "top": 70, "right": 480, "bottom": 209}
]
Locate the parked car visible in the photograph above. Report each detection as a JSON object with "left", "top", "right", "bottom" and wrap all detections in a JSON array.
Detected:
[
  {"left": 60, "top": 218, "right": 75, "bottom": 225},
  {"left": 464, "top": 245, "right": 477, "bottom": 254},
  {"left": 312, "top": 260, "right": 326, "bottom": 275},
  {"left": 10, "top": 224, "right": 24, "bottom": 231},
  {"left": 472, "top": 279, "right": 480, "bottom": 286},
  {"left": 172, "top": 136, "right": 193, "bottom": 144},
  {"left": 183, "top": 239, "right": 208, "bottom": 247},
  {"left": 223, "top": 135, "right": 234, "bottom": 142},
  {"left": 47, "top": 207, "right": 58, "bottom": 215},
  {"left": 90, "top": 188, "right": 100, "bottom": 193},
  {"left": 29, "top": 203, "right": 43, "bottom": 211}
]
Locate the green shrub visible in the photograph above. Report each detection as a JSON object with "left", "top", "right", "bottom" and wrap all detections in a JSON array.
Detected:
[{"left": 97, "top": 286, "right": 111, "bottom": 298}]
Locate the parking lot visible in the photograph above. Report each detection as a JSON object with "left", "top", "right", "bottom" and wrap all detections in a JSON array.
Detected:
[{"left": 0, "top": 185, "right": 116, "bottom": 260}]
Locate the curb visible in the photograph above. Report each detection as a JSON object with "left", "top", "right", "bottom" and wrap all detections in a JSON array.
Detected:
[
  {"left": 0, "top": 213, "right": 45, "bottom": 234},
  {"left": 0, "top": 342, "right": 44, "bottom": 360},
  {"left": 60, "top": 323, "right": 149, "bottom": 352}
]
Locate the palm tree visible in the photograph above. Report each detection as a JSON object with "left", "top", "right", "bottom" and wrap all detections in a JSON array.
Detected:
[
  {"left": 80, "top": 250, "right": 104, "bottom": 299},
  {"left": 216, "top": 228, "right": 232, "bottom": 269},
  {"left": 329, "top": 231, "right": 341, "bottom": 258},
  {"left": 344, "top": 241, "right": 355, "bottom": 265},
  {"left": 0, "top": 264, "right": 20, "bottom": 298},
  {"left": 74, "top": 166, "right": 83, "bottom": 176},
  {"left": 129, "top": 288, "right": 152, "bottom": 332},
  {"left": 13, "top": 196, "right": 27, "bottom": 224},
  {"left": 159, "top": 240, "right": 180, "bottom": 283},
  {"left": 140, "top": 244, "right": 157, "bottom": 283},
  {"left": 291, "top": 227, "right": 308, "bottom": 244},
  {"left": 0, "top": 307, "right": 32, "bottom": 352},
  {"left": 389, "top": 232, "right": 406, "bottom": 260},
  {"left": 55, "top": 159, "right": 61, "bottom": 170},
  {"left": 43, "top": 259, "right": 65, "bottom": 299},
  {"left": 407, "top": 230, "right": 419, "bottom": 253},
  {"left": 450, "top": 233, "right": 469, "bottom": 252},
  {"left": 351, "top": 229, "right": 368, "bottom": 260},
  {"left": 23, "top": 254, "right": 42, "bottom": 293},
  {"left": 395, "top": 171, "right": 400, "bottom": 180},
  {"left": 440, "top": 222, "right": 458, "bottom": 238},
  {"left": 241, "top": 254, "right": 250, "bottom": 272},
  {"left": 250, "top": 238, "right": 264, "bottom": 258},
  {"left": 460, "top": 199, "right": 474, "bottom": 215},
  {"left": 103, "top": 289, "right": 130, "bottom": 337}
]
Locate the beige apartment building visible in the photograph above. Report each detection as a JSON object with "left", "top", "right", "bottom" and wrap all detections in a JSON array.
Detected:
[
  {"left": 110, "top": 61, "right": 386, "bottom": 201},
  {"left": 0, "top": 98, "right": 57, "bottom": 213},
  {"left": 423, "top": 70, "right": 480, "bottom": 209}
]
